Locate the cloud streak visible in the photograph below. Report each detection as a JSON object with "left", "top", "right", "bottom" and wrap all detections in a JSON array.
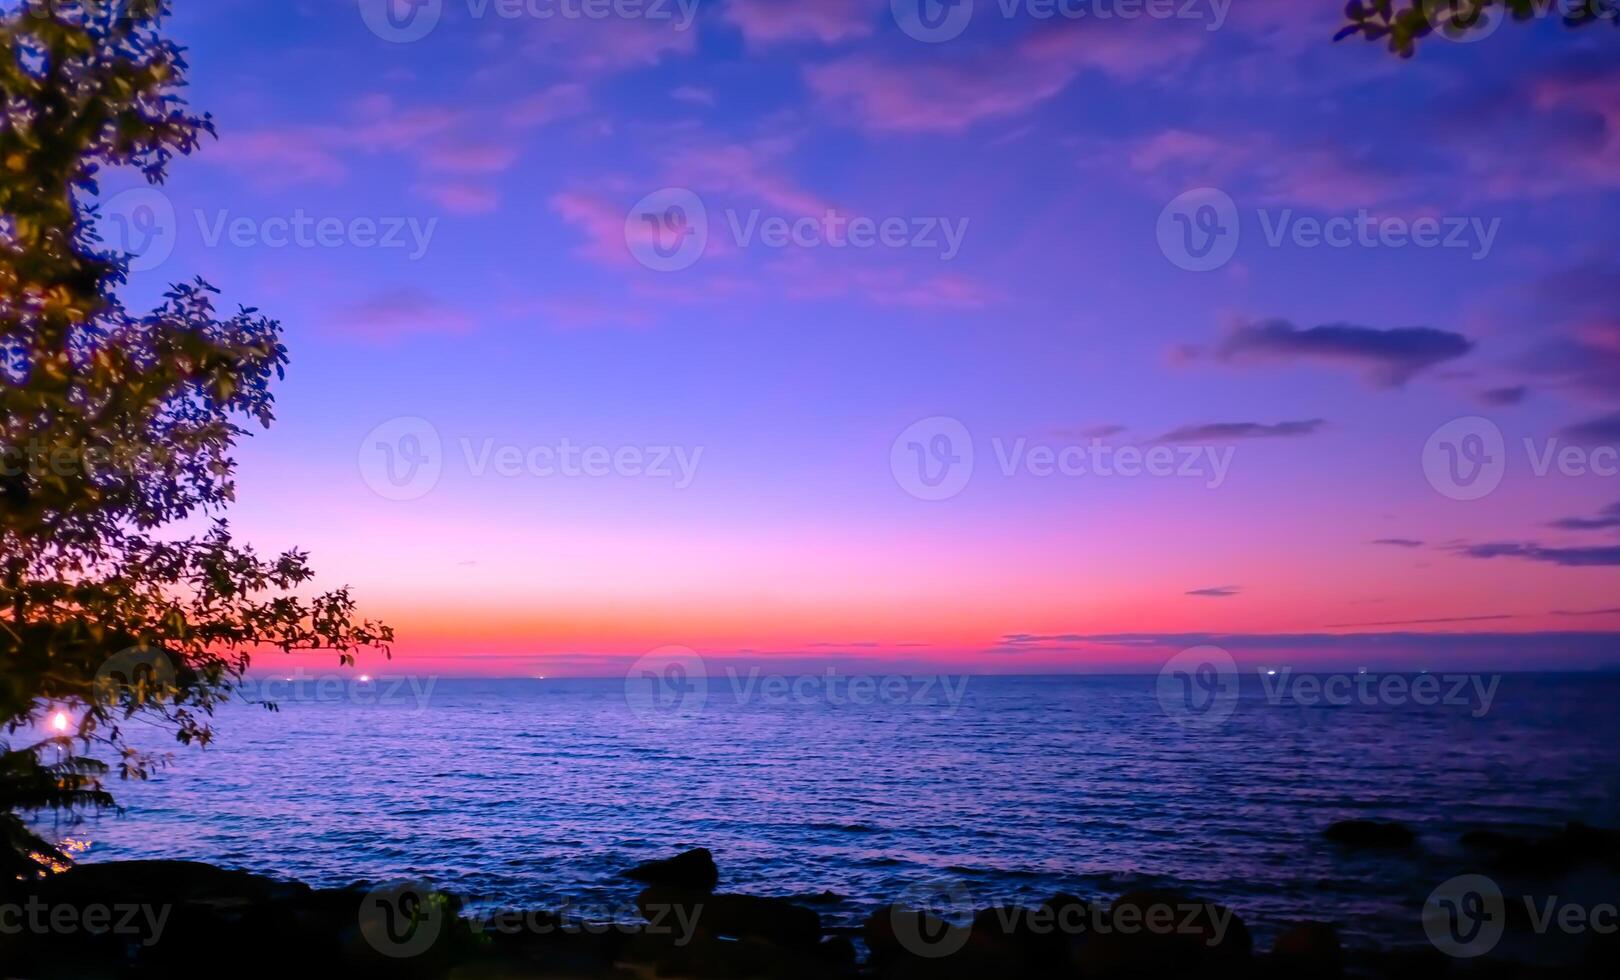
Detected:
[
  {"left": 1157, "top": 419, "right": 1325, "bottom": 443},
  {"left": 1186, "top": 586, "right": 1243, "bottom": 598},
  {"left": 1213, "top": 319, "right": 1475, "bottom": 388}
]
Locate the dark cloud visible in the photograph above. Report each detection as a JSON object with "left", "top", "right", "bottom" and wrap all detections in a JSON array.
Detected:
[
  {"left": 995, "top": 631, "right": 1620, "bottom": 669},
  {"left": 1553, "top": 608, "right": 1620, "bottom": 617},
  {"left": 1157, "top": 419, "right": 1325, "bottom": 443},
  {"left": 1054, "top": 424, "right": 1127, "bottom": 440},
  {"left": 1479, "top": 385, "right": 1529, "bottom": 407},
  {"left": 1448, "top": 541, "right": 1620, "bottom": 567},
  {"left": 1323, "top": 614, "right": 1518, "bottom": 628},
  {"left": 1370, "top": 538, "right": 1425, "bottom": 548},
  {"left": 1186, "top": 586, "right": 1242, "bottom": 598},
  {"left": 1548, "top": 500, "right": 1620, "bottom": 533},
  {"left": 1215, "top": 319, "right": 1475, "bottom": 388},
  {"left": 1562, "top": 411, "right": 1620, "bottom": 446}
]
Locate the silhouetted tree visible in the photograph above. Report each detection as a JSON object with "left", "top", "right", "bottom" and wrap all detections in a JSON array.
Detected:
[
  {"left": 1, "top": 0, "right": 392, "bottom": 878},
  {"left": 1339, "top": 0, "right": 1618, "bottom": 56}
]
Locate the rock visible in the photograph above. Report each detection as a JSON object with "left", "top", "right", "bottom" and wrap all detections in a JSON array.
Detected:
[
  {"left": 622, "top": 847, "right": 720, "bottom": 892},
  {"left": 1077, "top": 890, "right": 1252, "bottom": 978},
  {"left": 637, "top": 886, "right": 823, "bottom": 950},
  {"left": 2, "top": 862, "right": 459, "bottom": 979},
  {"left": 1461, "top": 822, "right": 1620, "bottom": 874},
  {"left": 863, "top": 902, "right": 970, "bottom": 967},
  {"left": 965, "top": 903, "right": 1072, "bottom": 972},
  {"left": 24, "top": 859, "right": 309, "bottom": 907},
  {"left": 1269, "top": 922, "right": 1342, "bottom": 977},
  {"left": 1323, "top": 820, "right": 1415, "bottom": 849},
  {"left": 817, "top": 935, "right": 858, "bottom": 969},
  {"left": 789, "top": 889, "right": 846, "bottom": 905}
]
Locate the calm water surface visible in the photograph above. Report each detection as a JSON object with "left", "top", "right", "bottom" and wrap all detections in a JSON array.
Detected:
[{"left": 45, "top": 674, "right": 1620, "bottom": 950}]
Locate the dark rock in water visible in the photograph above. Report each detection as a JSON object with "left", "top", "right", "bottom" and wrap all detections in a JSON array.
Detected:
[
  {"left": 623, "top": 846, "right": 720, "bottom": 892},
  {"left": 19, "top": 859, "right": 309, "bottom": 907},
  {"left": 1077, "top": 889, "right": 1252, "bottom": 978},
  {"left": 637, "top": 886, "right": 823, "bottom": 950},
  {"left": 863, "top": 902, "right": 971, "bottom": 968},
  {"left": 1, "top": 861, "right": 459, "bottom": 979},
  {"left": 1461, "top": 822, "right": 1620, "bottom": 875},
  {"left": 817, "top": 935, "right": 858, "bottom": 969},
  {"left": 966, "top": 903, "right": 1073, "bottom": 973},
  {"left": 789, "top": 889, "right": 847, "bottom": 905},
  {"left": 1269, "top": 922, "right": 1343, "bottom": 977},
  {"left": 1323, "top": 820, "right": 1416, "bottom": 849}
]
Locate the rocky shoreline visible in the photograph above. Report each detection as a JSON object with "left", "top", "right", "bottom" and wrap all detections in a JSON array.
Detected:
[{"left": 4, "top": 822, "right": 1619, "bottom": 979}]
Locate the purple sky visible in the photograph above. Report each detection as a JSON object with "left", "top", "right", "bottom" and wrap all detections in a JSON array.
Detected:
[{"left": 97, "top": 0, "right": 1620, "bottom": 674}]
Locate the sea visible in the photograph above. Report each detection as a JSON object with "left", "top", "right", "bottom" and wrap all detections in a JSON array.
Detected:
[{"left": 35, "top": 672, "right": 1620, "bottom": 952}]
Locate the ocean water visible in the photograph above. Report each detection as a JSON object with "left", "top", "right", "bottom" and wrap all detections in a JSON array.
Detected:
[{"left": 40, "top": 673, "right": 1620, "bottom": 950}]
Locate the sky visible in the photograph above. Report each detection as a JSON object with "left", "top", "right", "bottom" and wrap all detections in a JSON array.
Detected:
[{"left": 82, "top": 0, "right": 1620, "bottom": 675}]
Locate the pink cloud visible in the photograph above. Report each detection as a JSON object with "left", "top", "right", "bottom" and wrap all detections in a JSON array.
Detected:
[
  {"left": 671, "top": 85, "right": 716, "bottom": 107},
  {"left": 807, "top": 21, "right": 1205, "bottom": 133},
  {"left": 764, "top": 253, "right": 996, "bottom": 310},
  {"left": 506, "top": 83, "right": 591, "bottom": 128},
  {"left": 329, "top": 289, "right": 476, "bottom": 341},
  {"left": 722, "top": 0, "right": 877, "bottom": 45},
  {"left": 519, "top": 14, "right": 698, "bottom": 74},
  {"left": 416, "top": 180, "right": 501, "bottom": 215},
  {"left": 206, "top": 98, "right": 465, "bottom": 186},
  {"left": 203, "top": 130, "right": 346, "bottom": 187},
  {"left": 1121, "top": 128, "right": 1421, "bottom": 212},
  {"left": 665, "top": 140, "right": 829, "bottom": 215},
  {"left": 504, "top": 295, "right": 657, "bottom": 330},
  {"left": 551, "top": 191, "right": 638, "bottom": 267},
  {"left": 420, "top": 142, "right": 520, "bottom": 175}
]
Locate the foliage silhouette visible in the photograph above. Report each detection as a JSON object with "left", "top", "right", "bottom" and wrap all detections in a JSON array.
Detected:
[
  {"left": 1338, "top": 0, "right": 1617, "bottom": 56},
  {"left": 0, "top": 0, "right": 392, "bottom": 878}
]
